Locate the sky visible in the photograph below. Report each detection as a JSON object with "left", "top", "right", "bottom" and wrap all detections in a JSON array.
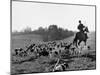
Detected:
[{"left": 12, "top": 1, "right": 95, "bottom": 32}]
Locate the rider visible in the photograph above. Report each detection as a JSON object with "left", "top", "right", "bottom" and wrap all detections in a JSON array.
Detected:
[{"left": 77, "top": 20, "right": 88, "bottom": 39}]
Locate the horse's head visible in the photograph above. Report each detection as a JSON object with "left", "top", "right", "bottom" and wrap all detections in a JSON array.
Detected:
[{"left": 84, "top": 27, "right": 89, "bottom": 33}]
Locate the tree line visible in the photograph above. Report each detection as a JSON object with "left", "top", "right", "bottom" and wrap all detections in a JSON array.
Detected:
[{"left": 12, "top": 25, "right": 74, "bottom": 42}]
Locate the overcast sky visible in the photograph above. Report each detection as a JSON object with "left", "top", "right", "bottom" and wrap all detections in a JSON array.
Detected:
[{"left": 12, "top": 1, "right": 95, "bottom": 32}]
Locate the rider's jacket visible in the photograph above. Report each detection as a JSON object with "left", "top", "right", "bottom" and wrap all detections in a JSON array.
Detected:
[{"left": 77, "top": 24, "right": 85, "bottom": 32}]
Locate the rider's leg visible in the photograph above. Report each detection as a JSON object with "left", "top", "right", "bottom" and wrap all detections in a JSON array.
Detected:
[{"left": 85, "top": 33, "right": 88, "bottom": 39}]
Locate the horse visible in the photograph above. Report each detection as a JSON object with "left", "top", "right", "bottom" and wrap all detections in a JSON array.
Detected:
[{"left": 73, "top": 27, "right": 89, "bottom": 48}]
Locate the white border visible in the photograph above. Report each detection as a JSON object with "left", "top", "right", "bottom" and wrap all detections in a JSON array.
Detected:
[{"left": 0, "top": 0, "right": 100, "bottom": 75}]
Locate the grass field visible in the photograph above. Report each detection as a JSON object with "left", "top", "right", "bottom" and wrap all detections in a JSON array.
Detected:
[
  {"left": 11, "top": 34, "right": 43, "bottom": 51},
  {"left": 11, "top": 32, "right": 96, "bottom": 75},
  {"left": 11, "top": 32, "right": 95, "bottom": 50}
]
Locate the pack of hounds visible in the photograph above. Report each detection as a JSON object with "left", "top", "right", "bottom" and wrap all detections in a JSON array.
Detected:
[{"left": 13, "top": 40, "right": 91, "bottom": 72}]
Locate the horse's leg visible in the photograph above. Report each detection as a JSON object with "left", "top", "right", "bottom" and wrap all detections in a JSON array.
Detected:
[
  {"left": 84, "top": 40, "right": 87, "bottom": 46},
  {"left": 76, "top": 40, "right": 78, "bottom": 48},
  {"left": 78, "top": 40, "right": 81, "bottom": 46},
  {"left": 74, "top": 40, "right": 78, "bottom": 48},
  {"left": 73, "top": 38, "right": 78, "bottom": 48},
  {"left": 73, "top": 38, "right": 75, "bottom": 45}
]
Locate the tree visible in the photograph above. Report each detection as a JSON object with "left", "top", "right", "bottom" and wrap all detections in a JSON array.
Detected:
[
  {"left": 24, "top": 27, "right": 32, "bottom": 32},
  {"left": 38, "top": 27, "right": 44, "bottom": 31},
  {"left": 48, "top": 25, "right": 60, "bottom": 41}
]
